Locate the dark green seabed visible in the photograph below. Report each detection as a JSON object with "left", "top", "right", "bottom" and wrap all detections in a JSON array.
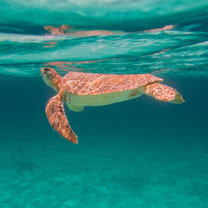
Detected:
[{"left": 0, "top": 0, "right": 208, "bottom": 207}]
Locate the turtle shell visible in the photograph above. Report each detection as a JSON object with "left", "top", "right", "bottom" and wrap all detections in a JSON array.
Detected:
[{"left": 63, "top": 71, "right": 163, "bottom": 95}]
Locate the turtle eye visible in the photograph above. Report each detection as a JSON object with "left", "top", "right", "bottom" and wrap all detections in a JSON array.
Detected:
[
  {"left": 44, "top": 68, "right": 53, "bottom": 77},
  {"left": 44, "top": 68, "right": 50, "bottom": 73},
  {"left": 41, "top": 67, "right": 55, "bottom": 80}
]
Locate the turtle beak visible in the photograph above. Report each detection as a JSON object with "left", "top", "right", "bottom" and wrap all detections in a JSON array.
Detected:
[
  {"left": 41, "top": 68, "right": 51, "bottom": 80},
  {"left": 40, "top": 68, "right": 46, "bottom": 78}
]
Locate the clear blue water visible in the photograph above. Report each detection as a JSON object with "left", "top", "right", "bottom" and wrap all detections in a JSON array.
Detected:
[{"left": 0, "top": 1, "right": 208, "bottom": 207}]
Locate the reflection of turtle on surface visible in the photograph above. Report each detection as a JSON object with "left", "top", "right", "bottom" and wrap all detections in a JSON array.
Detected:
[
  {"left": 44, "top": 25, "right": 71, "bottom": 35},
  {"left": 44, "top": 24, "right": 175, "bottom": 37},
  {"left": 44, "top": 24, "right": 115, "bottom": 37},
  {"left": 41, "top": 67, "right": 184, "bottom": 144}
]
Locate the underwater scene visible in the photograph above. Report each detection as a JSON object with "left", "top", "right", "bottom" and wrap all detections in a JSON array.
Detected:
[{"left": 0, "top": 0, "right": 208, "bottom": 207}]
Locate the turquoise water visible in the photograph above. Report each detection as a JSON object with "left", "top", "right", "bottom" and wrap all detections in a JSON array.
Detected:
[{"left": 0, "top": 0, "right": 208, "bottom": 207}]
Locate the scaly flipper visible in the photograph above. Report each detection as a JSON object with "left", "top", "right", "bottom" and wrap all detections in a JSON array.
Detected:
[
  {"left": 144, "top": 83, "right": 184, "bottom": 104},
  {"left": 45, "top": 93, "right": 78, "bottom": 144}
]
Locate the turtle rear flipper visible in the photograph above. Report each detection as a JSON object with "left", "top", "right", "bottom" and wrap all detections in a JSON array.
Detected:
[
  {"left": 45, "top": 94, "right": 78, "bottom": 144},
  {"left": 145, "top": 83, "right": 184, "bottom": 104},
  {"left": 68, "top": 104, "right": 84, "bottom": 112}
]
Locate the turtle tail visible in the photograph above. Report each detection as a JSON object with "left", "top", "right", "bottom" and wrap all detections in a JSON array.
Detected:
[{"left": 45, "top": 93, "right": 78, "bottom": 144}]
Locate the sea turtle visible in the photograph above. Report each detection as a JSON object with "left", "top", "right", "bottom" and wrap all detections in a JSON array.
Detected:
[{"left": 41, "top": 67, "right": 184, "bottom": 144}]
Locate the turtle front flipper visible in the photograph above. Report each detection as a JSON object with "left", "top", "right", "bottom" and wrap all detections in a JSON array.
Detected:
[
  {"left": 45, "top": 94, "right": 78, "bottom": 144},
  {"left": 144, "top": 83, "right": 184, "bottom": 104}
]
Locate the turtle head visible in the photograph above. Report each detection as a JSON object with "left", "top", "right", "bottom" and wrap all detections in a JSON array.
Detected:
[{"left": 41, "top": 67, "right": 62, "bottom": 92}]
